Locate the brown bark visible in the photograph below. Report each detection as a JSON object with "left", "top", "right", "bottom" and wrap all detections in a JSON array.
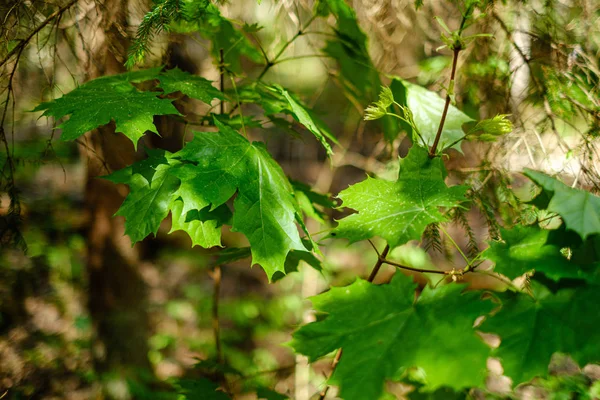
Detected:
[{"left": 80, "top": 0, "right": 152, "bottom": 373}]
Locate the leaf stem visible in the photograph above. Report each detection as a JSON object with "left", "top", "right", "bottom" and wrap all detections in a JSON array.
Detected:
[
  {"left": 229, "top": 75, "right": 247, "bottom": 137},
  {"left": 438, "top": 224, "right": 470, "bottom": 265},
  {"left": 219, "top": 49, "right": 225, "bottom": 115},
  {"left": 211, "top": 48, "right": 226, "bottom": 370},
  {"left": 256, "top": 14, "right": 317, "bottom": 81},
  {"left": 211, "top": 265, "right": 224, "bottom": 364},
  {"left": 428, "top": 46, "right": 461, "bottom": 158},
  {"left": 272, "top": 54, "right": 334, "bottom": 65}
]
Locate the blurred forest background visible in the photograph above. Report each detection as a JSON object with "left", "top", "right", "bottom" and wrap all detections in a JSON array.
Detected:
[{"left": 1, "top": 0, "right": 599, "bottom": 399}]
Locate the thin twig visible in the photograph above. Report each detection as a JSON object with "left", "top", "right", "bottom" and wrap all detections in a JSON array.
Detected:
[
  {"left": 367, "top": 239, "right": 381, "bottom": 257},
  {"left": 230, "top": 364, "right": 296, "bottom": 385},
  {"left": 429, "top": 46, "right": 461, "bottom": 157},
  {"left": 318, "top": 348, "right": 342, "bottom": 400},
  {"left": 211, "top": 48, "right": 226, "bottom": 367},
  {"left": 380, "top": 258, "right": 449, "bottom": 275},
  {"left": 256, "top": 14, "right": 317, "bottom": 81},
  {"left": 219, "top": 48, "right": 225, "bottom": 115},
  {"left": 367, "top": 245, "right": 390, "bottom": 283},
  {"left": 211, "top": 265, "right": 223, "bottom": 364},
  {"left": 0, "top": 0, "right": 78, "bottom": 69}
]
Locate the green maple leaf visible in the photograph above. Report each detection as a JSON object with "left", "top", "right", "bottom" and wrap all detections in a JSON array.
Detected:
[
  {"left": 292, "top": 180, "right": 334, "bottom": 224},
  {"left": 277, "top": 86, "right": 334, "bottom": 156},
  {"left": 333, "top": 146, "right": 467, "bottom": 248},
  {"left": 106, "top": 122, "right": 312, "bottom": 278},
  {"left": 176, "top": 377, "right": 230, "bottom": 399},
  {"left": 408, "top": 387, "right": 465, "bottom": 400},
  {"left": 525, "top": 169, "right": 600, "bottom": 240},
  {"left": 105, "top": 149, "right": 227, "bottom": 248},
  {"left": 212, "top": 247, "right": 253, "bottom": 266},
  {"left": 318, "top": 0, "right": 379, "bottom": 103},
  {"left": 211, "top": 246, "right": 321, "bottom": 281},
  {"left": 290, "top": 273, "right": 493, "bottom": 399},
  {"left": 481, "top": 283, "right": 600, "bottom": 386},
  {"left": 106, "top": 156, "right": 181, "bottom": 243},
  {"left": 158, "top": 67, "right": 224, "bottom": 104},
  {"left": 243, "top": 84, "right": 336, "bottom": 155},
  {"left": 33, "top": 69, "right": 180, "bottom": 149},
  {"left": 171, "top": 120, "right": 307, "bottom": 279},
  {"left": 485, "top": 225, "right": 596, "bottom": 282},
  {"left": 316, "top": 0, "right": 398, "bottom": 142},
  {"left": 169, "top": 199, "right": 231, "bottom": 248},
  {"left": 396, "top": 79, "right": 473, "bottom": 152},
  {"left": 271, "top": 245, "right": 323, "bottom": 282},
  {"left": 197, "top": 12, "right": 263, "bottom": 74}
]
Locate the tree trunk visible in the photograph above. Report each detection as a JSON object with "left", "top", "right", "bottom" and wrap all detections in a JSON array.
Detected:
[{"left": 79, "top": 0, "right": 152, "bottom": 376}]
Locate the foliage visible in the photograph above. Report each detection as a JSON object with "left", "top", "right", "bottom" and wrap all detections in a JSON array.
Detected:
[
  {"left": 525, "top": 169, "right": 600, "bottom": 240},
  {"left": 394, "top": 79, "right": 474, "bottom": 151},
  {"left": 4, "top": 0, "right": 599, "bottom": 398},
  {"left": 290, "top": 273, "right": 493, "bottom": 399},
  {"left": 105, "top": 119, "right": 314, "bottom": 280},
  {"left": 481, "top": 283, "right": 600, "bottom": 385},
  {"left": 32, "top": 67, "right": 222, "bottom": 149},
  {"left": 333, "top": 146, "right": 467, "bottom": 248},
  {"left": 483, "top": 225, "right": 597, "bottom": 282}
]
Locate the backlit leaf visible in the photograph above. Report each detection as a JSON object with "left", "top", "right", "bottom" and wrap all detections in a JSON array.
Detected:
[
  {"left": 395, "top": 79, "right": 473, "bottom": 152},
  {"left": 107, "top": 156, "right": 181, "bottom": 243},
  {"left": 176, "top": 378, "right": 230, "bottom": 400},
  {"left": 169, "top": 199, "right": 231, "bottom": 248},
  {"left": 334, "top": 146, "right": 467, "bottom": 248},
  {"left": 158, "top": 67, "right": 224, "bottom": 104}
]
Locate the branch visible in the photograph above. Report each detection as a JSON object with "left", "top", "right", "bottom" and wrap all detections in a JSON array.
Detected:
[
  {"left": 256, "top": 14, "right": 317, "bottom": 81},
  {"left": 230, "top": 365, "right": 295, "bottom": 385},
  {"left": 368, "top": 245, "right": 390, "bottom": 282},
  {"left": 0, "top": 0, "right": 79, "bottom": 69},
  {"left": 429, "top": 46, "right": 460, "bottom": 157},
  {"left": 211, "top": 48, "right": 226, "bottom": 368},
  {"left": 380, "top": 257, "right": 449, "bottom": 275}
]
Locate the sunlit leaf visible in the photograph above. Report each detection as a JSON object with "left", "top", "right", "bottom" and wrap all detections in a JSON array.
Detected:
[
  {"left": 393, "top": 79, "right": 473, "bottom": 152},
  {"left": 33, "top": 69, "right": 179, "bottom": 149},
  {"left": 334, "top": 146, "right": 467, "bottom": 248}
]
